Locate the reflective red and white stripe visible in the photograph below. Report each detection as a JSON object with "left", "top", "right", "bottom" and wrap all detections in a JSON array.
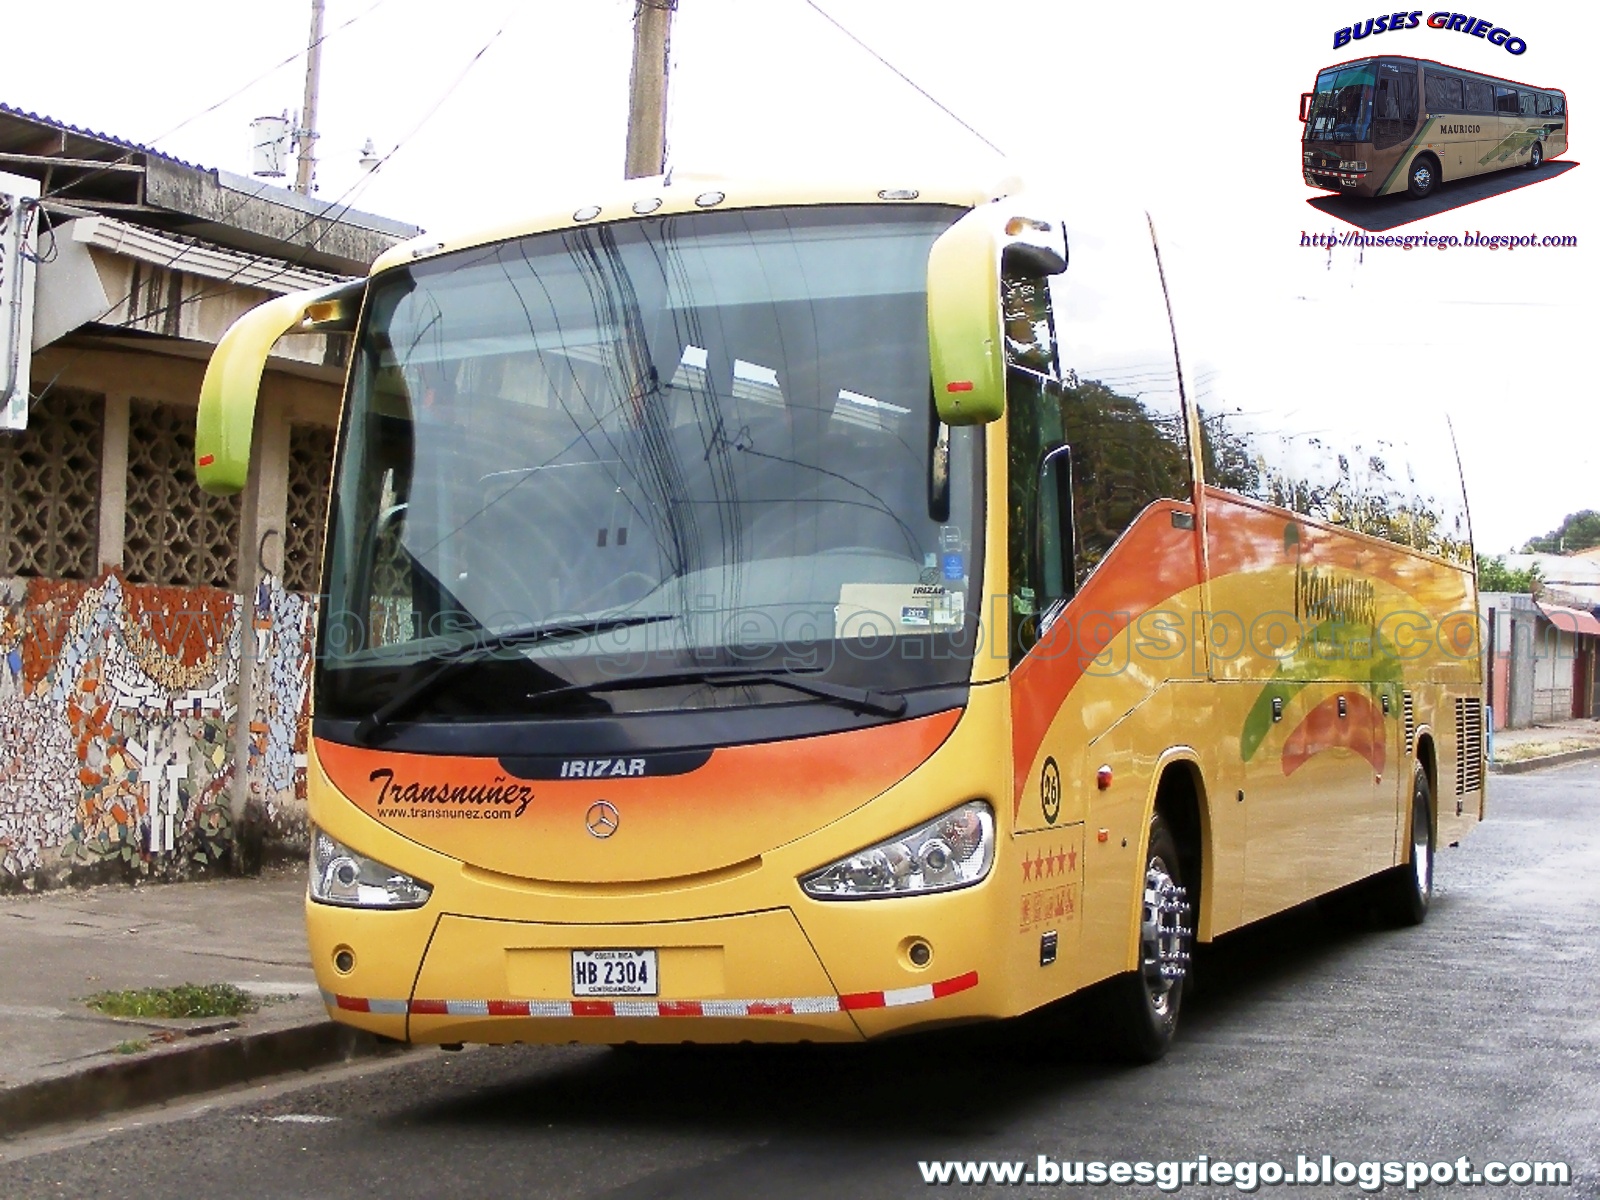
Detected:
[{"left": 322, "top": 969, "right": 978, "bottom": 1019}]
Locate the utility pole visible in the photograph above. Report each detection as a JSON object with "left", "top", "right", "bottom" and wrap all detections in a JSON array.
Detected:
[
  {"left": 624, "top": 0, "right": 675, "bottom": 179},
  {"left": 295, "top": 0, "right": 326, "bottom": 195}
]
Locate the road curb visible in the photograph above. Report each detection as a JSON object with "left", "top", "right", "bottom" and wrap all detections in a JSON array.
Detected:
[
  {"left": 1489, "top": 745, "right": 1600, "bottom": 774},
  {"left": 0, "top": 1019, "right": 408, "bottom": 1138}
]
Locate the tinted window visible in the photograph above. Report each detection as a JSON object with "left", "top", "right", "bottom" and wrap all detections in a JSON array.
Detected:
[
  {"left": 1197, "top": 405, "right": 1470, "bottom": 564},
  {"left": 1047, "top": 210, "right": 1191, "bottom": 588},
  {"left": 1463, "top": 79, "right": 1494, "bottom": 112},
  {"left": 1372, "top": 63, "right": 1419, "bottom": 149},
  {"left": 1425, "top": 73, "right": 1463, "bottom": 112},
  {"left": 1518, "top": 91, "right": 1536, "bottom": 115},
  {"left": 1496, "top": 86, "right": 1519, "bottom": 114}
]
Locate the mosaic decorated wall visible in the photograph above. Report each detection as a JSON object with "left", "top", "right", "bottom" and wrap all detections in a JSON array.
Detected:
[{"left": 0, "top": 570, "right": 314, "bottom": 888}]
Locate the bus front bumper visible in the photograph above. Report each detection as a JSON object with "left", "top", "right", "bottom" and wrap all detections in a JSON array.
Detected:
[{"left": 309, "top": 894, "right": 1005, "bottom": 1045}]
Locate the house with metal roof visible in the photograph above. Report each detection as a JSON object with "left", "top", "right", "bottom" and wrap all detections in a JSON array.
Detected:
[{"left": 0, "top": 103, "right": 418, "bottom": 888}]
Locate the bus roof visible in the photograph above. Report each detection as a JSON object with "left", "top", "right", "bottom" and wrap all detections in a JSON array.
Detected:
[
  {"left": 370, "top": 175, "right": 1012, "bottom": 276},
  {"left": 1312, "top": 54, "right": 1562, "bottom": 95}
]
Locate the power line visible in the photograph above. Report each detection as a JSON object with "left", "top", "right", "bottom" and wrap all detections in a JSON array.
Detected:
[
  {"left": 798, "top": 0, "right": 1007, "bottom": 158},
  {"left": 31, "top": 8, "right": 517, "bottom": 407},
  {"left": 39, "top": 0, "right": 396, "bottom": 207}
]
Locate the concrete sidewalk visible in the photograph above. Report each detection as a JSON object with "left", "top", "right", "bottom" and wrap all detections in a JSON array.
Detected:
[
  {"left": 1489, "top": 716, "right": 1600, "bottom": 774},
  {"left": 0, "top": 863, "right": 400, "bottom": 1138}
]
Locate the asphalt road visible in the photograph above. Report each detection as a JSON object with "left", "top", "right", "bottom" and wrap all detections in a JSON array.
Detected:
[{"left": 3, "top": 761, "right": 1597, "bottom": 1199}]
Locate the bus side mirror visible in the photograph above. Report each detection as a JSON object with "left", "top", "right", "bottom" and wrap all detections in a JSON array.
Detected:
[
  {"left": 1300, "top": 92, "right": 1314, "bottom": 122},
  {"left": 927, "top": 205, "right": 1066, "bottom": 427},
  {"left": 195, "top": 279, "right": 365, "bottom": 495}
]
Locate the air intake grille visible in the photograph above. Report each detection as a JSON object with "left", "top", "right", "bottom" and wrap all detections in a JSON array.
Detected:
[
  {"left": 1455, "top": 696, "right": 1484, "bottom": 795},
  {"left": 1403, "top": 692, "right": 1416, "bottom": 756}
]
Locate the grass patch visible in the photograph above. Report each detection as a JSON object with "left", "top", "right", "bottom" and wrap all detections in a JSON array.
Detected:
[
  {"left": 84, "top": 983, "right": 261, "bottom": 1020},
  {"left": 1495, "top": 738, "right": 1600, "bottom": 763},
  {"left": 112, "top": 1039, "right": 150, "bottom": 1055}
]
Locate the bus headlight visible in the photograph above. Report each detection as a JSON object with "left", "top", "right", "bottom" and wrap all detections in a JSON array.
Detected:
[
  {"left": 800, "top": 801, "right": 995, "bottom": 899},
  {"left": 310, "top": 829, "right": 432, "bottom": 909}
]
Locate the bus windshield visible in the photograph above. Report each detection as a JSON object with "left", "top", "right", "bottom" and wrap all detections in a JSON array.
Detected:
[
  {"left": 318, "top": 204, "right": 984, "bottom": 723},
  {"left": 1305, "top": 62, "right": 1375, "bottom": 142}
]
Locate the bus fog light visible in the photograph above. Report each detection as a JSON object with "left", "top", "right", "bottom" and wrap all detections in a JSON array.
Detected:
[
  {"left": 800, "top": 801, "right": 994, "bottom": 899},
  {"left": 310, "top": 829, "right": 432, "bottom": 910}
]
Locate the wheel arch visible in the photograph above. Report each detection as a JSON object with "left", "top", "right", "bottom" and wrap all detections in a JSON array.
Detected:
[
  {"left": 1141, "top": 751, "right": 1212, "bottom": 943},
  {"left": 1414, "top": 729, "right": 1440, "bottom": 855}
]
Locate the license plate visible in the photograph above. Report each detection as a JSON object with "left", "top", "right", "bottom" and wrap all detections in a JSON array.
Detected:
[{"left": 571, "top": 949, "right": 658, "bottom": 997}]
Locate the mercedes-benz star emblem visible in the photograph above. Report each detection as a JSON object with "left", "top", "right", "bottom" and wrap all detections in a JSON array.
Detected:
[{"left": 585, "top": 800, "right": 620, "bottom": 839}]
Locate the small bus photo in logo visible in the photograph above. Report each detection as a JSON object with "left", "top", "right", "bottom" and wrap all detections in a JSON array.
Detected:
[{"left": 1298, "top": 56, "right": 1565, "bottom": 199}]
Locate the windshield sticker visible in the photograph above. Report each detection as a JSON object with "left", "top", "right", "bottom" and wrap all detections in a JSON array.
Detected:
[
  {"left": 939, "top": 525, "right": 963, "bottom": 552},
  {"left": 941, "top": 552, "right": 965, "bottom": 581},
  {"left": 837, "top": 584, "right": 964, "bottom": 636}
]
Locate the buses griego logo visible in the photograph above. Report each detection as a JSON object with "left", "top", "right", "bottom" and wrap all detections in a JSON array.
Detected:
[{"left": 1332, "top": 12, "right": 1528, "bottom": 54}]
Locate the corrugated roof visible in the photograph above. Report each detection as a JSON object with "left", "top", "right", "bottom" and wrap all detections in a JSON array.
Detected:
[
  {"left": 0, "top": 101, "right": 208, "bottom": 171},
  {"left": 1537, "top": 603, "right": 1600, "bottom": 637}
]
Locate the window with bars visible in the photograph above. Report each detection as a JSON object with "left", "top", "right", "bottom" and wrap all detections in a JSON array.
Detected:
[
  {"left": 0, "top": 387, "right": 103, "bottom": 579},
  {"left": 124, "top": 399, "right": 239, "bottom": 589},
  {"left": 285, "top": 423, "right": 336, "bottom": 593}
]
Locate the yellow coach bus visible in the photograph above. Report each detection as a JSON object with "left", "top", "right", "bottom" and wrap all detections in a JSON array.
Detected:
[
  {"left": 1301, "top": 55, "right": 1566, "bottom": 198},
  {"left": 196, "top": 178, "right": 1484, "bottom": 1060}
]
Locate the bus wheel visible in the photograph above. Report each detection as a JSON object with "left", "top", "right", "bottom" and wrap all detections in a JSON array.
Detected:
[
  {"left": 1406, "top": 155, "right": 1438, "bottom": 198},
  {"left": 1528, "top": 141, "right": 1543, "bottom": 170},
  {"left": 1371, "top": 762, "right": 1434, "bottom": 927},
  {"left": 1099, "top": 812, "right": 1193, "bottom": 1062}
]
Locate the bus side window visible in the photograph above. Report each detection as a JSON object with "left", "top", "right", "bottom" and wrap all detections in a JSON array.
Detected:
[
  {"left": 1425, "top": 73, "right": 1463, "bottom": 113},
  {"left": 1372, "top": 63, "right": 1418, "bottom": 149},
  {"left": 1463, "top": 79, "right": 1494, "bottom": 113},
  {"left": 1495, "top": 86, "right": 1519, "bottom": 115},
  {"left": 1003, "top": 274, "right": 1068, "bottom": 660},
  {"left": 1518, "top": 91, "right": 1536, "bottom": 116}
]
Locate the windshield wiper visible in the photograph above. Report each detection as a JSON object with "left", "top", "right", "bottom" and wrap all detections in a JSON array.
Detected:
[
  {"left": 524, "top": 665, "right": 908, "bottom": 718},
  {"left": 354, "top": 614, "right": 677, "bottom": 742}
]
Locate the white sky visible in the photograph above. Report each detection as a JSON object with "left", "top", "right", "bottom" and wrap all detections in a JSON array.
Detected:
[{"left": 5, "top": 0, "right": 1592, "bottom": 552}]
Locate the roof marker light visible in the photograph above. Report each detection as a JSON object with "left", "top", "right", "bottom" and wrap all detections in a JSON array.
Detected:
[
  {"left": 410, "top": 242, "right": 445, "bottom": 259},
  {"left": 573, "top": 205, "right": 602, "bottom": 222},
  {"left": 946, "top": 381, "right": 973, "bottom": 392},
  {"left": 197, "top": 454, "right": 215, "bottom": 468},
  {"left": 633, "top": 197, "right": 663, "bottom": 214},
  {"left": 694, "top": 191, "right": 726, "bottom": 208},
  {"left": 878, "top": 189, "right": 919, "bottom": 200}
]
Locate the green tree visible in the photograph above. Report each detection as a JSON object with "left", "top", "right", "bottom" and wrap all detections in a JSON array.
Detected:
[
  {"left": 1523, "top": 510, "right": 1600, "bottom": 553},
  {"left": 1477, "top": 555, "right": 1541, "bottom": 593}
]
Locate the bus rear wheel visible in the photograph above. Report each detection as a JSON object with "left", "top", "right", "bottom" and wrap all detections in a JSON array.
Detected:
[
  {"left": 1528, "top": 141, "right": 1544, "bottom": 170},
  {"left": 1097, "top": 812, "right": 1193, "bottom": 1062},
  {"left": 1406, "top": 154, "right": 1439, "bottom": 199}
]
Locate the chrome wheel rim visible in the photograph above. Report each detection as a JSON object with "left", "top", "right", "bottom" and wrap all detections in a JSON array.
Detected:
[
  {"left": 1140, "top": 856, "right": 1191, "bottom": 1016},
  {"left": 1411, "top": 795, "right": 1432, "bottom": 900},
  {"left": 1531, "top": 145, "right": 1542, "bottom": 168},
  {"left": 1412, "top": 164, "right": 1432, "bottom": 191}
]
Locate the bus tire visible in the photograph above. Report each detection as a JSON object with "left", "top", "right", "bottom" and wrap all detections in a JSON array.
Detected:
[
  {"left": 1098, "top": 812, "right": 1192, "bottom": 1062},
  {"left": 1528, "top": 141, "right": 1543, "bottom": 170},
  {"left": 1371, "top": 762, "right": 1434, "bottom": 927},
  {"left": 1406, "top": 154, "right": 1439, "bottom": 199}
]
